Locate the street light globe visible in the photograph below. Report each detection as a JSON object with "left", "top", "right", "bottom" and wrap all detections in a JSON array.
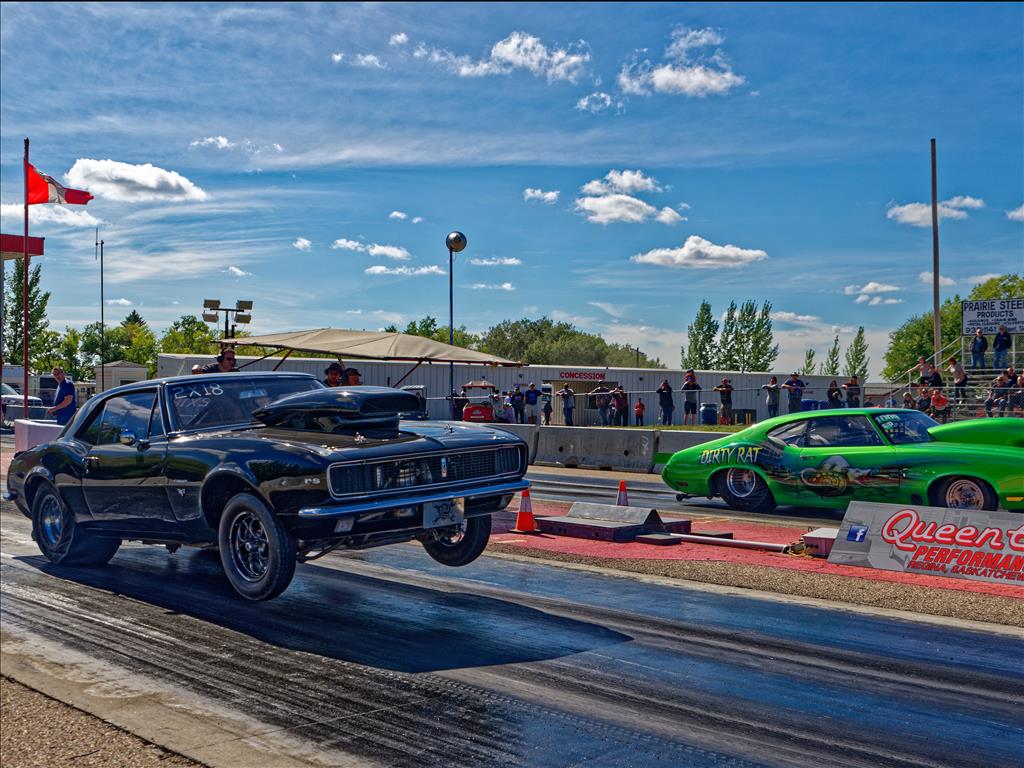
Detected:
[{"left": 446, "top": 231, "right": 467, "bottom": 253}]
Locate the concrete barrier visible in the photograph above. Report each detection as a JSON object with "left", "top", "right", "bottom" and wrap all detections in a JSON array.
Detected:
[
  {"left": 487, "top": 423, "right": 538, "bottom": 463},
  {"left": 3, "top": 405, "right": 51, "bottom": 422},
  {"left": 535, "top": 427, "right": 658, "bottom": 472},
  {"left": 14, "top": 419, "right": 63, "bottom": 451}
]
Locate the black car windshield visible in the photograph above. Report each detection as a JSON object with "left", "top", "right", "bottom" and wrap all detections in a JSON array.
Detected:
[
  {"left": 167, "top": 377, "right": 322, "bottom": 431},
  {"left": 872, "top": 411, "right": 937, "bottom": 445}
]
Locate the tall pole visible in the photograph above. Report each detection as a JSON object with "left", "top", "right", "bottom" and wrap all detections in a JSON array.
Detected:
[
  {"left": 930, "top": 138, "right": 941, "bottom": 367},
  {"left": 23, "top": 138, "right": 30, "bottom": 414},
  {"left": 444, "top": 231, "right": 467, "bottom": 420},
  {"left": 100, "top": 239, "right": 105, "bottom": 392}
]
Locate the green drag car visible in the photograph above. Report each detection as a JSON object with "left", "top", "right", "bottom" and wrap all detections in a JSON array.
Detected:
[{"left": 659, "top": 409, "right": 1024, "bottom": 513}]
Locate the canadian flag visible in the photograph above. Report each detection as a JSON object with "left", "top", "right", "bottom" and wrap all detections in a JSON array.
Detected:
[{"left": 26, "top": 163, "right": 93, "bottom": 205}]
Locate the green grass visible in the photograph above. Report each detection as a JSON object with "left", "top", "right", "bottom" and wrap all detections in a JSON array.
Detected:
[{"left": 620, "top": 424, "right": 749, "bottom": 433}]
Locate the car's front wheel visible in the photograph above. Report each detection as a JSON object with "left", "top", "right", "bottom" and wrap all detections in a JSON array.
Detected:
[
  {"left": 421, "top": 515, "right": 491, "bottom": 566},
  {"left": 933, "top": 477, "right": 998, "bottom": 511},
  {"left": 31, "top": 485, "right": 120, "bottom": 566},
  {"left": 718, "top": 468, "right": 777, "bottom": 514},
  {"left": 218, "top": 493, "right": 296, "bottom": 601}
]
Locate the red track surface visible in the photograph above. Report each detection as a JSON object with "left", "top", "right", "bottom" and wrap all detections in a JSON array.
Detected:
[{"left": 493, "top": 496, "right": 1024, "bottom": 599}]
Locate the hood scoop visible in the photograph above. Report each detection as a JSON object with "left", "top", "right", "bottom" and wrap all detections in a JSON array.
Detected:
[{"left": 253, "top": 386, "right": 422, "bottom": 436}]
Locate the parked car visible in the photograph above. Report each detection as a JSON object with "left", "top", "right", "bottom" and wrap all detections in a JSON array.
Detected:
[
  {"left": 462, "top": 380, "right": 498, "bottom": 422},
  {"left": 659, "top": 409, "right": 1024, "bottom": 513},
  {"left": 5, "top": 373, "right": 529, "bottom": 600},
  {"left": 2, "top": 382, "right": 44, "bottom": 409}
]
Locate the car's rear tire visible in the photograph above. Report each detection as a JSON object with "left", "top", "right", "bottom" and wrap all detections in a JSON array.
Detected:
[
  {"left": 31, "top": 485, "right": 120, "bottom": 566},
  {"left": 218, "top": 493, "right": 296, "bottom": 601},
  {"left": 421, "top": 515, "right": 491, "bottom": 567},
  {"left": 932, "top": 477, "right": 998, "bottom": 511},
  {"left": 718, "top": 468, "right": 777, "bottom": 514}
]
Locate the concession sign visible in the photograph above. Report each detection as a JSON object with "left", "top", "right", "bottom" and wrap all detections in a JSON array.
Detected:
[
  {"left": 960, "top": 298, "right": 1024, "bottom": 335},
  {"left": 829, "top": 502, "right": 1024, "bottom": 584}
]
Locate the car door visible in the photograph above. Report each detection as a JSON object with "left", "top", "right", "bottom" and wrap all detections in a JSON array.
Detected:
[
  {"left": 792, "top": 414, "right": 901, "bottom": 504},
  {"left": 80, "top": 389, "right": 173, "bottom": 527}
]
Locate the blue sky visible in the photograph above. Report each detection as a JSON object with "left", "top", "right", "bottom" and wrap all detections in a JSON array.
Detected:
[{"left": 1, "top": 2, "right": 1022, "bottom": 377}]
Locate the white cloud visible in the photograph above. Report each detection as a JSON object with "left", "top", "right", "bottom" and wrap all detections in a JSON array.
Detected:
[
  {"left": 65, "top": 159, "right": 207, "bottom": 202},
  {"left": 655, "top": 206, "right": 684, "bottom": 225},
  {"left": 225, "top": 266, "right": 252, "bottom": 277},
  {"left": 331, "top": 238, "right": 366, "bottom": 251},
  {"left": 471, "top": 282, "right": 515, "bottom": 291},
  {"left": 886, "top": 195, "right": 985, "bottom": 227},
  {"left": 389, "top": 210, "right": 408, "bottom": 220},
  {"left": 575, "top": 193, "right": 657, "bottom": 224},
  {"left": 418, "top": 31, "right": 590, "bottom": 83},
  {"left": 858, "top": 296, "right": 903, "bottom": 306},
  {"left": 367, "top": 244, "right": 411, "bottom": 261},
  {"left": 411, "top": 216, "right": 423, "bottom": 224},
  {"left": 589, "top": 301, "right": 625, "bottom": 319},
  {"left": 106, "top": 298, "right": 133, "bottom": 306},
  {"left": 918, "top": 271, "right": 956, "bottom": 286},
  {"left": 631, "top": 235, "right": 768, "bottom": 269},
  {"left": 575, "top": 92, "right": 622, "bottom": 113},
  {"left": 966, "top": 273, "right": 1003, "bottom": 285},
  {"left": 354, "top": 54, "right": 386, "bottom": 69},
  {"left": 365, "top": 265, "right": 444, "bottom": 276},
  {"left": 523, "top": 188, "right": 559, "bottom": 204},
  {"left": 582, "top": 169, "right": 661, "bottom": 196},
  {"left": 389, "top": 32, "right": 408, "bottom": 46},
  {"left": 1007, "top": 205, "right": 1024, "bottom": 222},
  {"left": 190, "top": 136, "right": 234, "bottom": 149},
  {"left": 771, "top": 311, "right": 819, "bottom": 324},
  {"left": 618, "top": 25, "right": 745, "bottom": 98},
  {"left": 470, "top": 257, "right": 522, "bottom": 266},
  {"left": 844, "top": 282, "right": 901, "bottom": 295},
  {"left": 0, "top": 202, "right": 100, "bottom": 228},
  {"left": 331, "top": 52, "right": 344, "bottom": 63}
]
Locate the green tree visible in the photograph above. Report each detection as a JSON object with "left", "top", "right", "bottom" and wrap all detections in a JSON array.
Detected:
[
  {"left": 476, "top": 316, "right": 662, "bottom": 367},
  {"left": 747, "top": 302, "right": 779, "bottom": 371},
  {"left": 682, "top": 300, "right": 719, "bottom": 370},
  {"left": 2, "top": 259, "right": 52, "bottom": 370},
  {"left": 716, "top": 301, "right": 739, "bottom": 370},
  {"left": 159, "top": 315, "right": 218, "bottom": 355},
  {"left": 843, "top": 326, "right": 870, "bottom": 380},
  {"left": 801, "top": 348, "right": 817, "bottom": 375},
  {"left": 384, "top": 316, "right": 481, "bottom": 350},
  {"left": 820, "top": 335, "right": 841, "bottom": 376},
  {"left": 123, "top": 309, "right": 146, "bottom": 327},
  {"left": 881, "top": 274, "right": 1023, "bottom": 380}
]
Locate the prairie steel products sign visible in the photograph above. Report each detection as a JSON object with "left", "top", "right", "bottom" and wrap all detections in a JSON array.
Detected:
[
  {"left": 830, "top": 502, "right": 1024, "bottom": 584},
  {"left": 961, "top": 298, "right": 1024, "bottom": 335}
]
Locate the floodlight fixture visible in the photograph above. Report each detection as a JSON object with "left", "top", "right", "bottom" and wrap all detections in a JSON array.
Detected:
[
  {"left": 203, "top": 299, "right": 221, "bottom": 309},
  {"left": 235, "top": 313, "right": 252, "bottom": 324},
  {"left": 202, "top": 312, "right": 218, "bottom": 322},
  {"left": 236, "top": 300, "right": 253, "bottom": 311}
]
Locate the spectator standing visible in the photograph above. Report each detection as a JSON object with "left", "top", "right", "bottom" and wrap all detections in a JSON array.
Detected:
[
  {"left": 524, "top": 383, "right": 541, "bottom": 424},
  {"left": 713, "top": 378, "right": 735, "bottom": 425},
  {"left": 993, "top": 325, "right": 1012, "bottom": 371},
  {"left": 323, "top": 363, "right": 343, "bottom": 387},
  {"left": 611, "top": 386, "right": 629, "bottom": 426},
  {"left": 542, "top": 397, "right": 553, "bottom": 426},
  {"left": 511, "top": 385, "right": 525, "bottom": 424},
  {"left": 930, "top": 388, "right": 950, "bottom": 423},
  {"left": 343, "top": 367, "right": 362, "bottom": 386},
  {"left": 947, "top": 357, "right": 968, "bottom": 402},
  {"left": 916, "top": 388, "right": 932, "bottom": 412},
  {"left": 681, "top": 371, "right": 701, "bottom": 426},
  {"left": 984, "top": 374, "right": 1011, "bottom": 417},
  {"left": 761, "top": 376, "right": 781, "bottom": 419},
  {"left": 200, "top": 346, "right": 240, "bottom": 374},
  {"left": 591, "top": 383, "right": 611, "bottom": 426},
  {"left": 557, "top": 384, "right": 575, "bottom": 426},
  {"left": 927, "top": 369, "right": 944, "bottom": 391},
  {"left": 46, "top": 367, "right": 77, "bottom": 426},
  {"left": 970, "top": 328, "right": 988, "bottom": 370},
  {"left": 656, "top": 380, "right": 675, "bottom": 426},
  {"left": 634, "top": 397, "right": 645, "bottom": 426},
  {"left": 915, "top": 357, "right": 934, "bottom": 387},
  {"left": 782, "top": 373, "right": 808, "bottom": 414},
  {"left": 842, "top": 375, "right": 861, "bottom": 407},
  {"left": 826, "top": 380, "right": 844, "bottom": 409}
]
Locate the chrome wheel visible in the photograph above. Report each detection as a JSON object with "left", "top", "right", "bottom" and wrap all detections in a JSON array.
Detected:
[
  {"left": 431, "top": 520, "right": 468, "bottom": 547},
  {"left": 725, "top": 468, "right": 757, "bottom": 498},
  {"left": 229, "top": 512, "right": 270, "bottom": 581},
  {"left": 38, "top": 494, "right": 66, "bottom": 550},
  {"left": 944, "top": 479, "right": 985, "bottom": 509}
]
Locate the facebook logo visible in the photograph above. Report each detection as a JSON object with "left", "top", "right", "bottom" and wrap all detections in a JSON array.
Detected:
[{"left": 847, "top": 525, "right": 869, "bottom": 543}]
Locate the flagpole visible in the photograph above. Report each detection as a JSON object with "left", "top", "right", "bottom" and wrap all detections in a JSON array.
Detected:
[
  {"left": 23, "top": 138, "right": 30, "bottom": 415},
  {"left": 100, "top": 239, "right": 105, "bottom": 392}
]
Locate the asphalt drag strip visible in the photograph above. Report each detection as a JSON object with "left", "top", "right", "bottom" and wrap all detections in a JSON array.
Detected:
[{"left": 2, "top": 510, "right": 1022, "bottom": 768}]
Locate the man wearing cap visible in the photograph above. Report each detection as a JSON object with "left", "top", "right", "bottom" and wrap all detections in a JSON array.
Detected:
[
  {"left": 712, "top": 378, "right": 734, "bottom": 425},
  {"left": 524, "top": 382, "right": 541, "bottom": 424},
  {"left": 323, "top": 363, "right": 344, "bottom": 387},
  {"left": 681, "top": 370, "right": 701, "bottom": 427},
  {"left": 343, "top": 367, "right": 362, "bottom": 386},
  {"left": 782, "top": 373, "right": 809, "bottom": 414}
]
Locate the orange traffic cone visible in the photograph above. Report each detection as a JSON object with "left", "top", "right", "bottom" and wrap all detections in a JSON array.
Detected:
[
  {"left": 616, "top": 479, "right": 629, "bottom": 506},
  {"left": 511, "top": 488, "right": 540, "bottom": 534}
]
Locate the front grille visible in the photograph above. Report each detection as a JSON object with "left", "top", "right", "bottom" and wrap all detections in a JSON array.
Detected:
[{"left": 329, "top": 446, "right": 522, "bottom": 498}]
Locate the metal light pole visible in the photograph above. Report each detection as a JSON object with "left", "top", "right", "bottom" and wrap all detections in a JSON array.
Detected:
[
  {"left": 99, "top": 238, "right": 105, "bottom": 392},
  {"left": 202, "top": 299, "right": 253, "bottom": 341},
  {"left": 929, "top": 139, "right": 941, "bottom": 368},
  {"left": 445, "top": 231, "right": 467, "bottom": 419}
]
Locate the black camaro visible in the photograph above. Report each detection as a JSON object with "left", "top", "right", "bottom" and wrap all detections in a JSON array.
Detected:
[{"left": 6, "top": 373, "right": 529, "bottom": 600}]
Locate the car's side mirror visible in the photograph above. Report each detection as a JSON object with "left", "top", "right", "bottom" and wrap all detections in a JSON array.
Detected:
[{"left": 119, "top": 430, "right": 137, "bottom": 447}]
